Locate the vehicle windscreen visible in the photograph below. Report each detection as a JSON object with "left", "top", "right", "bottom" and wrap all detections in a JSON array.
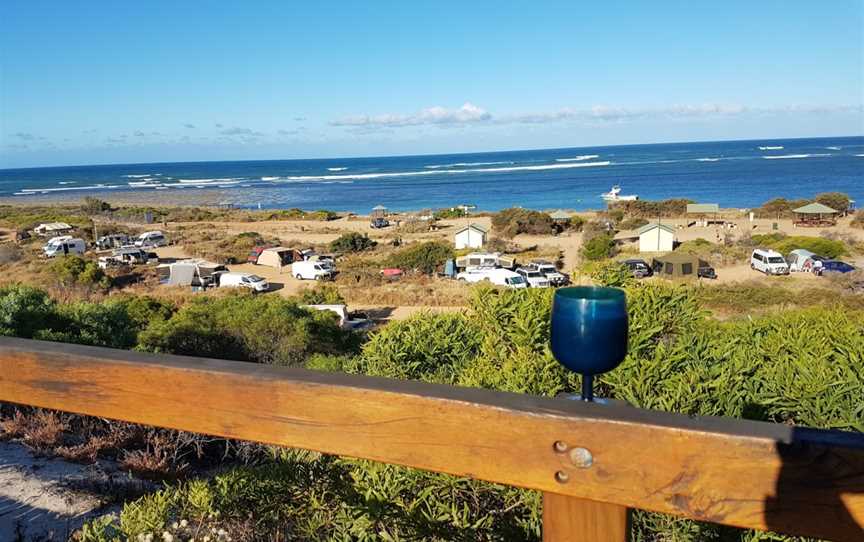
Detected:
[
  {"left": 768, "top": 257, "right": 785, "bottom": 264},
  {"left": 508, "top": 276, "right": 526, "bottom": 285},
  {"left": 248, "top": 275, "right": 264, "bottom": 282},
  {"left": 525, "top": 271, "right": 541, "bottom": 277}
]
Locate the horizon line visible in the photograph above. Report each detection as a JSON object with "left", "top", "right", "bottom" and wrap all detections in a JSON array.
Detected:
[{"left": 1, "top": 133, "right": 862, "bottom": 172}]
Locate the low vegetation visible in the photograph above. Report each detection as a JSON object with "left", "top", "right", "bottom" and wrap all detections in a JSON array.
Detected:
[
  {"left": 54, "top": 282, "right": 863, "bottom": 541},
  {"left": 748, "top": 233, "right": 848, "bottom": 258},
  {"left": 491, "top": 207, "right": 556, "bottom": 238},
  {"left": 385, "top": 240, "right": 453, "bottom": 274},
  {"left": 329, "top": 231, "right": 377, "bottom": 253},
  {"left": 608, "top": 198, "right": 693, "bottom": 218}
]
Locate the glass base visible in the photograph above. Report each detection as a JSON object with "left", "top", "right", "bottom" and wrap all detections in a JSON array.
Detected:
[{"left": 557, "top": 393, "right": 630, "bottom": 407}]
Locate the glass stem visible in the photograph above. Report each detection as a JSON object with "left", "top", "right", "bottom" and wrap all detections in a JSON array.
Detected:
[{"left": 582, "top": 374, "right": 594, "bottom": 402}]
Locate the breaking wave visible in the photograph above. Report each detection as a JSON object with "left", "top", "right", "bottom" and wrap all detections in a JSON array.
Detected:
[
  {"left": 425, "top": 161, "right": 513, "bottom": 169},
  {"left": 762, "top": 154, "right": 830, "bottom": 160},
  {"left": 556, "top": 155, "right": 599, "bottom": 162},
  {"left": 758, "top": 146, "right": 784, "bottom": 150},
  {"left": 327, "top": 167, "right": 348, "bottom": 171}
]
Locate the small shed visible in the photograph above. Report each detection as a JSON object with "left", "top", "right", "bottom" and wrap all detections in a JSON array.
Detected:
[
  {"left": 454, "top": 223, "right": 488, "bottom": 249},
  {"left": 638, "top": 223, "right": 676, "bottom": 253},
  {"left": 651, "top": 252, "right": 706, "bottom": 278},
  {"left": 371, "top": 205, "right": 388, "bottom": 218},
  {"left": 34, "top": 222, "right": 73, "bottom": 236},
  {"left": 792, "top": 202, "right": 838, "bottom": 227}
]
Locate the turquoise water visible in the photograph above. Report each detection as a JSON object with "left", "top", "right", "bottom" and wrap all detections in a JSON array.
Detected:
[{"left": 0, "top": 136, "right": 861, "bottom": 212}]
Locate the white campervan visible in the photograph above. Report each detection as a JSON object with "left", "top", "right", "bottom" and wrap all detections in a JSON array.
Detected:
[
  {"left": 292, "top": 260, "right": 334, "bottom": 281},
  {"left": 456, "top": 268, "right": 527, "bottom": 289},
  {"left": 42, "top": 236, "right": 86, "bottom": 257},
  {"left": 135, "top": 231, "right": 167, "bottom": 248},
  {"left": 218, "top": 272, "right": 269, "bottom": 292},
  {"left": 751, "top": 249, "right": 789, "bottom": 275}
]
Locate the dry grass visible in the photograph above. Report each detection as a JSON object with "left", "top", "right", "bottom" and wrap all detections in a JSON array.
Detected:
[
  {"left": 338, "top": 275, "right": 471, "bottom": 306},
  {"left": 1, "top": 410, "right": 67, "bottom": 449}
]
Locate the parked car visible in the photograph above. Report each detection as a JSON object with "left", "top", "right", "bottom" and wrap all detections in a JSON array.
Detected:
[
  {"left": 456, "top": 268, "right": 527, "bottom": 288},
  {"left": 816, "top": 260, "right": 856, "bottom": 276},
  {"left": 750, "top": 249, "right": 789, "bottom": 275},
  {"left": 515, "top": 267, "right": 551, "bottom": 288},
  {"left": 42, "top": 236, "right": 86, "bottom": 257},
  {"left": 622, "top": 259, "right": 653, "bottom": 278},
  {"left": 135, "top": 231, "right": 167, "bottom": 248},
  {"left": 217, "top": 272, "right": 270, "bottom": 292},
  {"left": 113, "top": 247, "right": 150, "bottom": 265},
  {"left": 370, "top": 218, "right": 390, "bottom": 229},
  {"left": 697, "top": 264, "right": 717, "bottom": 279},
  {"left": 528, "top": 260, "right": 569, "bottom": 286},
  {"left": 96, "top": 234, "right": 130, "bottom": 250},
  {"left": 292, "top": 260, "right": 334, "bottom": 281}
]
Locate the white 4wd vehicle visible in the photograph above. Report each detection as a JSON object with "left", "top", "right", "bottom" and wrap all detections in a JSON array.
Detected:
[
  {"left": 527, "top": 261, "right": 568, "bottom": 286},
  {"left": 751, "top": 249, "right": 789, "bottom": 275},
  {"left": 456, "top": 268, "right": 527, "bottom": 289},
  {"left": 515, "top": 267, "right": 551, "bottom": 288}
]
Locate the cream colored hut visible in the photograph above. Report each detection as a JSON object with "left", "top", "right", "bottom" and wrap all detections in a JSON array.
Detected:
[
  {"left": 638, "top": 223, "right": 676, "bottom": 253},
  {"left": 454, "top": 223, "right": 488, "bottom": 249}
]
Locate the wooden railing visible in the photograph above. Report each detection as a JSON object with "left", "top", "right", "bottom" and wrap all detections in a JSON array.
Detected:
[{"left": 1, "top": 336, "right": 863, "bottom": 541}]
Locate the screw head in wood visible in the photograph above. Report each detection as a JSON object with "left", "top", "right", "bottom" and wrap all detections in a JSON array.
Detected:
[
  {"left": 569, "top": 447, "right": 593, "bottom": 468},
  {"left": 554, "top": 470, "right": 569, "bottom": 483},
  {"left": 553, "top": 440, "right": 568, "bottom": 453}
]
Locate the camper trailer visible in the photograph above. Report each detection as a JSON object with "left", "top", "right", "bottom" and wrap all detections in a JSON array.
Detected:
[
  {"left": 158, "top": 259, "right": 227, "bottom": 290},
  {"left": 42, "top": 236, "right": 86, "bottom": 258}
]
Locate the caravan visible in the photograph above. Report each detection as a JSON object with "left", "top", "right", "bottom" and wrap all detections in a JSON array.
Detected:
[
  {"left": 135, "top": 231, "right": 167, "bottom": 248},
  {"left": 42, "top": 236, "right": 86, "bottom": 257}
]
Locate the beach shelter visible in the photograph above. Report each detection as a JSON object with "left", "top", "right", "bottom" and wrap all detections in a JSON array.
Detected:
[
  {"left": 371, "top": 204, "right": 388, "bottom": 218},
  {"left": 651, "top": 252, "right": 705, "bottom": 278},
  {"left": 454, "top": 223, "right": 488, "bottom": 249},
  {"left": 792, "top": 202, "right": 838, "bottom": 227},
  {"left": 638, "top": 223, "right": 676, "bottom": 253},
  {"left": 34, "top": 222, "right": 73, "bottom": 236},
  {"left": 256, "top": 247, "right": 294, "bottom": 268},
  {"left": 550, "top": 210, "right": 572, "bottom": 222}
]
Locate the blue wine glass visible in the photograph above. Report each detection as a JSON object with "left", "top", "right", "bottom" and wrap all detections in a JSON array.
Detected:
[{"left": 550, "top": 286, "right": 628, "bottom": 402}]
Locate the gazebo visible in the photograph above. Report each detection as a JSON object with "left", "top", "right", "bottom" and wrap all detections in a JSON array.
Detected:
[
  {"left": 549, "top": 210, "right": 571, "bottom": 223},
  {"left": 371, "top": 204, "right": 388, "bottom": 218},
  {"left": 792, "top": 202, "right": 838, "bottom": 227}
]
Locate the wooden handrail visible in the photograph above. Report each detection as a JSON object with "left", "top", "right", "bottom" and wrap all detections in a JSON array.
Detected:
[{"left": 1, "top": 336, "right": 863, "bottom": 541}]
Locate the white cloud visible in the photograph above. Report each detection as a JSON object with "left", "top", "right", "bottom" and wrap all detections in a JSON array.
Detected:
[{"left": 331, "top": 102, "right": 491, "bottom": 128}]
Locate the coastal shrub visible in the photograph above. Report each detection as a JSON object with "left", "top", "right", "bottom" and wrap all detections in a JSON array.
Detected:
[
  {"left": 580, "top": 233, "right": 616, "bottom": 261},
  {"left": 186, "top": 231, "right": 272, "bottom": 264},
  {"left": 750, "top": 234, "right": 847, "bottom": 258},
  {"left": 609, "top": 198, "right": 693, "bottom": 218},
  {"left": 74, "top": 281, "right": 864, "bottom": 541},
  {"left": 567, "top": 214, "right": 586, "bottom": 232},
  {"left": 851, "top": 211, "right": 864, "bottom": 229},
  {"left": 137, "top": 293, "right": 358, "bottom": 366},
  {"left": 433, "top": 207, "right": 469, "bottom": 219},
  {"left": 814, "top": 192, "right": 851, "bottom": 213},
  {"left": 298, "top": 283, "right": 345, "bottom": 305},
  {"left": 0, "top": 284, "right": 60, "bottom": 338},
  {"left": 262, "top": 208, "right": 338, "bottom": 221},
  {"left": 329, "top": 232, "right": 377, "bottom": 253},
  {"left": 46, "top": 255, "right": 110, "bottom": 289},
  {"left": 81, "top": 197, "right": 111, "bottom": 215},
  {"left": 491, "top": 208, "right": 556, "bottom": 238},
  {"left": 386, "top": 240, "right": 453, "bottom": 274},
  {"left": 618, "top": 217, "right": 649, "bottom": 230},
  {"left": 590, "top": 260, "right": 634, "bottom": 287},
  {"left": 0, "top": 205, "right": 93, "bottom": 231}
]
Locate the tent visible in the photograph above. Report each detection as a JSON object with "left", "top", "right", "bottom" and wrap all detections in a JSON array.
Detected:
[
  {"left": 549, "top": 210, "right": 572, "bottom": 222},
  {"left": 34, "top": 222, "right": 73, "bottom": 236},
  {"left": 792, "top": 202, "right": 838, "bottom": 227},
  {"left": 651, "top": 252, "right": 707, "bottom": 278},
  {"left": 256, "top": 247, "right": 294, "bottom": 268}
]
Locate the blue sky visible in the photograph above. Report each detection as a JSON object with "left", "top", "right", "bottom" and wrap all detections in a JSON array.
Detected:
[{"left": 1, "top": 1, "right": 862, "bottom": 168}]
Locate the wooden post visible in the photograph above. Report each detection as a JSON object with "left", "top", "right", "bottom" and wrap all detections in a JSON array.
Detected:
[{"left": 543, "top": 493, "right": 629, "bottom": 542}]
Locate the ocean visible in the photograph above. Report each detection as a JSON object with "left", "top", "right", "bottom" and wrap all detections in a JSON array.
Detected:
[{"left": 1, "top": 136, "right": 862, "bottom": 212}]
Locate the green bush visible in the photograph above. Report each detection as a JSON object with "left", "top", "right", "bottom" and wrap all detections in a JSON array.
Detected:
[
  {"left": 580, "top": 233, "right": 616, "bottom": 261},
  {"left": 814, "top": 192, "right": 851, "bottom": 213},
  {"left": 298, "top": 283, "right": 345, "bottom": 305},
  {"left": 47, "top": 256, "right": 110, "bottom": 288},
  {"left": 138, "top": 293, "right": 358, "bottom": 365},
  {"left": 751, "top": 234, "right": 847, "bottom": 258},
  {"left": 590, "top": 261, "right": 635, "bottom": 287},
  {"left": 491, "top": 208, "right": 555, "bottom": 238},
  {"left": 0, "top": 285, "right": 60, "bottom": 338},
  {"left": 386, "top": 240, "right": 453, "bottom": 274},
  {"left": 618, "top": 217, "right": 648, "bottom": 230},
  {"left": 609, "top": 198, "right": 693, "bottom": 218},
  {"left": 329, "top": 232, "right": 377, "bottom": 253},
  {"left": 433, "top": 207, "right": 469, "bottom": 219}
]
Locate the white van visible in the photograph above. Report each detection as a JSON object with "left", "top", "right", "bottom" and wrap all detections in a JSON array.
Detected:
[
  {"left": 292, "top": 260, "right": 334, "bottom": 281},
  {"left": 456, "top": 268, "right": 527, "bottom": 289},
  {"left": 135, "top": 231, "right": 167, "bottom": 248},
  {"left": 218, "top": 272, "right": 269, "bottom": 292},
  {"left": 42, "top": 237, "right": 86, "bottom": 257},
  {"left": 751, "top": 249, "right": 789, "bottom": 275}
]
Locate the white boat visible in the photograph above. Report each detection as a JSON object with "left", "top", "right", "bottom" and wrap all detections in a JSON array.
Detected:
[{"left": 601, "top": 185, "right": 638, "bottom": 202}]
